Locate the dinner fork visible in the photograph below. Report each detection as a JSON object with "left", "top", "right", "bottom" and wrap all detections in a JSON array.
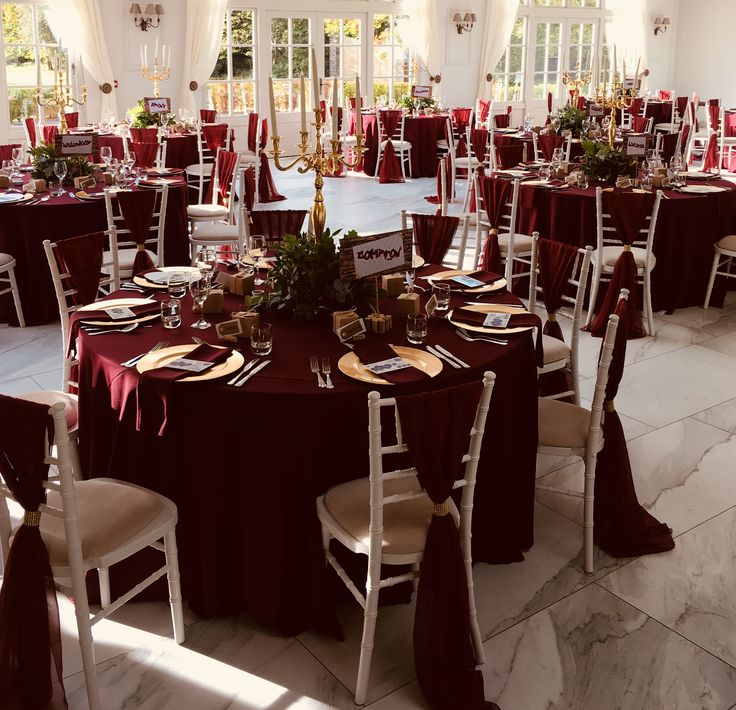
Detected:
[
  {"left": 310, "top": 355, "right": 326, "bottom": 388},
  {"left": 121, "top": 340, "right": 168, "bottom": 368},
  {"left": 455, "top": 329, "right": 508, "bottom": 346},
  {"left": 321, "top": 357, "right": 334, "bottom": 389},
  {"left": 84, "top": 323, "right": 139, "bottom": 335}
]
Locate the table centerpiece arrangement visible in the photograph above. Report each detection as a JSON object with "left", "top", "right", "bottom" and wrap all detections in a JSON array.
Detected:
[
  {"left": 550, "top": 104, "right": 587, "bottom": 137},
  {"left": 28, "top": 143, "right": 94, "bottom": 184},
  {"left": 127, "top": 99, "right": 175, "bottom": 129},
  {"left": 579, "top": 139, "right": 637, "bottom": 185}
]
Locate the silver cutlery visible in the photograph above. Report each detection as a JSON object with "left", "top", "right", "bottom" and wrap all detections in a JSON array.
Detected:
[
  {"left": 236, "top": 359, "right": 270, "bottom": 387},
  {"left": 427, "top": 344, "right": 460, "bottom": 369},
  {"left": 464, "top": 300, "right": 525, "bottom": 308},
  {"left": 321, "top": 357, "right": 334, "bottom": 389},
  {"left": 121, "top": 340, "right": 168, "bottom": 367},
  {"left": 455, "top": 329, "right": 508, "bottom": 346},
  {"left": 310, "top": 355, "right": 326, "bottom": 388},
  {"left": 84, "top": 323, "right": 139, "bottom": 335},
  {"left": 227, "top": 358, "right": 258, "bottom": 386},
  {"left": 434, "top": 344, "right": 470, "bottom": 368}
]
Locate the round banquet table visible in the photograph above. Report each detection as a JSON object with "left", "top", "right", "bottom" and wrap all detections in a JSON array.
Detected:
[
  {"left": 360, "top": 113, "right": 447, "bottom": 177},
  {"left": 0, "top": 180, "right": 190, "bottom": 326},
  {"left": 514, "top": 179, "right": 736, "bottom": 311},
  {"left": 90, "top": 133, "right": 199, "bottom": 170},
  {"left": 493, "top": 130, "right": 586, "bottom": 161},
  {"left": 76, "top": 269, "right": 538, "bottom": 634}
]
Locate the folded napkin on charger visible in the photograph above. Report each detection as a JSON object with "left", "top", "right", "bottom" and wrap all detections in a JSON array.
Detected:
[
  {"left": 352, "top": 342, "right": 429, "bottom": 384},
  {"left": 432, "top": 270, "right": 504, "bottom": 290},
  {"left": 76, "top": 302, "right": 161, "bottom": 323},
  {"left": 136, "top": 344, "right": 232, "bottom": 436}
]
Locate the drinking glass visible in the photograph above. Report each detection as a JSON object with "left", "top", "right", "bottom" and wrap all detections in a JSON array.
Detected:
[
  {"left": 167, "top": 272, "right": 189, "bottom": 298},
  {"left": 48, "top": 178, "right": 62, "bottom": 197},
  {"left": 125, "top": 151, "right": 136, "bottom": 170},
  {"left": 432, "top": 283, "right": 451, "bottom": 312},
  {"left": 551, "top": 117, "right": 561, "bottom": 134},
  {"left": 641, "top": 172, "right": 653, "bottom": 191},
  {"left": 100, "top": 146, "right": 112, "bottom": 171},
  {"left": 539, "top": 164, "right": 552, "bottom": 182},
  {"left": 53, "top": 159, "right": 67, "bottom": 185},
  {"left": 189, "top": 277, "right": 212, "bottom": 329},
  {"left": 113, "top": 166, "right": 127, "bottom": 188},
  {"left": 196, "top": 246, "right": 218, "bottom": 283},
  {"left": 406, "top": 313, "right": 428, "bottom": 345},
  {"left": 161, "top": 298, "right": 182, "bottom": 329},
  {"left": 11, "top": 146, "right": 22, "bottom": 172},
  {"left": 250, "top": 322, "right": 273, "bottom": 356},
  {"left": 249, "top": 236, "right": 267, "bottom": 285}
]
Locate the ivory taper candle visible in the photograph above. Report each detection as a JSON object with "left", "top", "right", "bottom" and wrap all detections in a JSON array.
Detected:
[
  {"left": 268, "top": 78, "right": 278, "bottom": 141},
  {"left": 300, "top": 75, "right": 306, "bottom": 133},
  {"left": 331, "top": 78, "right": 338, "bottom": 140},
  {"left": 311, "top": 47, "right": 319, "bottom": 110}
]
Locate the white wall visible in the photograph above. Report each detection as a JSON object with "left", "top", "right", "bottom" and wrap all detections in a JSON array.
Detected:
[{"left": 643, "top": 0, "right": 679, "bottom": 94}]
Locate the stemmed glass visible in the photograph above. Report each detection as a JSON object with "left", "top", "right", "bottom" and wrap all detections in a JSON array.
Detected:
[
  {"left": 551, "top": 117, "right": 561, "bottom": 134},
  {"left": 53, "top": 159, "right": 67, "bottom": 187},
  {"left": 100, "top": 146, "right": 112, "bottom": 172},
  {"left": 11, "top": 146, "right": 22, "bottom": 175},
  {"left": 196, "top": 246, "right": 218, "bottom": 283},
  {"left": 249, "top": 236, "right": 267, "bottom": 286},
  {"left": 189, "top": 277, "right": 212, "bottom": 330}
]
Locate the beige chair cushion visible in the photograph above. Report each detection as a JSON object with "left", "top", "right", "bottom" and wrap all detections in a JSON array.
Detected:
[
  {"left": 343, "top": 135, "right": 359, "bottom": 146},
  {"left": 41, "top": 479, "right": 165, "bottom": 567},
  {"left": 0, "top": 252, "right": 15, "bottom": 269},
  {"left": 103, "top": 248, "right": 158, "bottom": 273},
  {"left": 436, "top": 139, "right": 449, "bottom": 150},
  {"left": 455, "top": 156, "right": 480, "bottom": 167},
  {"left": 191, "top": 223, "right": 240, "bottom": 240},
  {"left": 497, "top": 233, "right": 534, "bottom": 253},
  {"left": 594, "top": 246, "right": 654, "bottom": 269},
  {"left": 538, "top": 397, "right": 590, "bottom": 449},
  {"left": 716, "top": 235, "right": 736, "bottom": 253},
  {"left": 16, "top": 391, "right": 79, "bottom": 431},
  {"left": 542, "top": 334, "right": 571, "bottom": 365},
  {"left": 323, "top": 474, "right": 433, "bottom": 556},
  {"left": 187, "top": 204, "right": 229, "bottom": 220},
  {"left": 381, "top": 139, "right": 412, "bottom": 150},
  {"left": 185, "top": 163, "right": 209, "bottom": 177},
  {"left": 240, "top": 153, "right": 258, "bottom": 164}
]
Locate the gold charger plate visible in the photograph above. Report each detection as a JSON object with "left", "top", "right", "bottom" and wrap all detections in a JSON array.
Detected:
[
  {"left": 75, "top": 191, "right": 106, "bottom": 201},
  {"left": 678, "top": 184, "right": 726, "bottom": 194},
  {"left": 0, "top": 192, "right": 34, "bottom": 204},
  {"left": 136, "top": 344, "right": 244, "bottom": 383},
  {"left": 77, "top": 297, "right": 160, "bottom": 327},
  {"left": 412, "top": 253, "right": 425, "bottom": 269},
  {"left": 338, "top": 345, "right": 442, "bottom": 386},
  {"left": 139, "top": 178, "right": 179, "bottom": 188},
  {"left": 449, "top": 304, "right": 534, "bottom": 335},
  {"left": 427, "top": 269, "right": 507, "bottom": 294},
  {"left": 133, "top": 266, "right": 201, "bottom": 289},
  {"left": 519, "top": 180, "right": 569, "bottom": 189}
]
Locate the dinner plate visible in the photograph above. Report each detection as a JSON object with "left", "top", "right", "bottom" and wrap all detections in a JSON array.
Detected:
[
  {"left": 136, "top": 344, "right": 244, "bottom": 383},
  {"left": 495, "top": 170, "right": 529, "bottom": 178},
  {"left": 338, "top": 345, "right": 442, "bottom": 385},
  {"left": 138, "top": 178, "right": 179, "bottom": 188},
  {"left": 75, "top": 191, "right": 106, "bottom": 201},
  {"left": 678, "top": 184, "right": 726, "bottom": 194},
  {"left": 685, "top": 172, "right": 715, "bottom": 180},
  {"left": 448, "top": 304, "right": 534, "bottom": 335},
  {"left": 146, "top": 169, "right": 183, "bottom": 177},
  {"left": 133, "top": 266, "right": 200, "bottom": 289},
  {"left": 0, "top": 192, "right": 32, "bottom": 204},
  {"left": 77, "top": 297, "right": 160, "bottom": 326},
  {"left": 412, "top": 253, "right": 425, "bottom": 269},
  {"left": 427, "top": 269, "right": 507, "bottom": 294},
  {"left": 519, "top": 180, "right": 569, "bottom": 189}
]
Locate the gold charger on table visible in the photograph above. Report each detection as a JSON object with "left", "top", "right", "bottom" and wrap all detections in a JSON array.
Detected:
[
  {"left": 449, "top": 304, "right": 534, "bottom": 335},
  {"left": 678, "top": 184, "right": 726, "bottom": 194},
  {"left": 133, "top": 266, "right": 201, "bottom": 289},
  {"left": 138, "top": 178, "right": 179, "bottom": 188},
  {"left": 77, "top": 297, "right": 160, "bottom": 326},
  {"left": 519, "top": 180, "right": 569, "bottom": 189},
  {"left": 0, "top": 192, "right": 34, "bottom": 204},
  {"left": 75, "top": 191, "right": 106, "bottom": 201},
  {"left": 427, "top": 269, "right": 507, "bottom": 294},
  {"left": 136, "top": 344, "right": 244, "bottom": 383},
  {"left": 412, "top": 253, "right": 425, "bottom": 269},
  {"left": 338, "top": 345, "right": 443, "bottom": 385}
]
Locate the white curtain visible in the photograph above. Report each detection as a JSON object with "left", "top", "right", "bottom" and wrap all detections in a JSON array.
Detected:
[
  {"left": 476, "top": 0, "right": 520, "bottom": 101},
  {"left": 46, "top": 0, "right": 117, "bottom": 120},
  {"left": 178, "top": 0, "right": 228, "bottom": 115},
  {"left": 404, "top": 0, "right": 440, "bottom": 84}
]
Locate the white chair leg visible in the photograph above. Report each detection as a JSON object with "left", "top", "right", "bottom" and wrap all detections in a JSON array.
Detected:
[
  {"left": 400, "top": 150, "right": 406, "bottom": 180},
  {"left": 8, "top": 266, "right": 25, "bottom": 327},
  {"left": 164, "top": 530, "right": 185, "bottom": 644},
  {"left": 582, "top": 452, "right": 597, "bottom": 575},
  {"left": 703, "top": 251, "right": 720, "bottom": 309},
  {"left": 68, "top": 433, "right": 83, "bottom": 481},
  {"left": 355, "top": 585, "right": 380, "bottom": 706},
  {"left": 98, "top": 567, "right": 111, "bottom": 609},
  {"left": 643, "top": 272, "right": 655, "bottom": 335},
  {"left": 70, "top": 572, "right": 102, "bottom": 710},
  {"left": 410, "top": 561, "right": 420, "bottom": 593},
  {"left": 586, "top": 267, "right": 602, "bottom": 326},
  {"left": 465, "top": 558, "right": 485, "bottom": 665},
  {"left": 407, "top": 149, "right": 412, "bottom": 179}
]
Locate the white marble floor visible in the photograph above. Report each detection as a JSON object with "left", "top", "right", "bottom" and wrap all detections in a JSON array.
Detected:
[{"left": 3, "top": 168, "right": 736, "bottom": 709}]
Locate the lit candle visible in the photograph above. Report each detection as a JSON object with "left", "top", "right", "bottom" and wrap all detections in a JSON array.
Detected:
[
  {"left": 167, "top": 46, "right": 171, "bottom": 70},
  {"left": 355, "top": 74, "right": 362, "bottom": 134},
  {"left": 331, "top": 78, "right": 338, "bottom": 140},
  {"left": 300, "top": 75, "right": 306, "bottom": 133},
  {"left": 613, "top": 44, "right": 617, "bottom": 79},
  {"left": 154, "top": 37, "right": 159, "bottom": 64},
  {"left": 268, "top": 77, "right": 279, "bottom": 140},
  {"left": 144, "top": 44, "right": 148, "bottom": 68},
  {"left": 623, "top": 58, "right": 626, "bottom": 83},
  {"left": 311, "top": 47, "right": 319, "bottom": 111},
  {"left": 635, "top": 56, "right": 641, "bottom": 81},
  {"left": 140, "top": 45, "right": 144, "bottom": 68}
]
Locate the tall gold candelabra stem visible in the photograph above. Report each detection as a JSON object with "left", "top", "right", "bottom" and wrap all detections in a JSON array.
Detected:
[
  {"left": 141, "top": 58, "right": 171, "bottom": 98},
  {"left": 36, "top": 68, "right": 87, "bottom": 135},
  {"left": 593, "top": 75, "right": 636, "bottom": 147},
  {"left": 272, "top": 107, "right": 365, "bottom": 238}
]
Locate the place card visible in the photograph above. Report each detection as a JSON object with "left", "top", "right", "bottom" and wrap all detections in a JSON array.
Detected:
[
  {"left": 452, "top": 274, "right": 486, "bottom": 288},
  {"left": 215, "top": 319, "right": 244, "bottom": 340},
  {"left": 336, "top": 317, "right": 367, "bottom": 343},
  {"left": 163, "top": 358, "right": 215, "bottom": 373},
  {"left": 104, "top": 306, "right": 137, "bottom": 320},
  {"left": 482, "top": 312, "right": 512, "bottom": 328},
  {"left": 364, "top": 356, "right": 411, "bottom": 375},
  {"left": 425, "top": 293, "right": 438, "bottom": 317}
]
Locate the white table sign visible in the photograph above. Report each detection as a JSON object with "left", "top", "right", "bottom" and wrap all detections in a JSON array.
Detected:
[
  {"left": 339, "top": 229, "right": 412, "bottom": 280},
  {"left": 625, "top": 134, "right": 648, "bottom": 157},
  {"left": 54, "top": 133, "right": 99, "bottom": 156},
  {"left": 144, "top": 97, "right": 172, "bottom": 114}
]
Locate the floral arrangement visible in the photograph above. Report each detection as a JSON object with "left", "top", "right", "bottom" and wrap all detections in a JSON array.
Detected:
[
  {"left": 267, "top": 229, "right": 376, "bottom": 320},
  {"left": 554, "top": 104, "right": 587, "bottom": 137},
  {"left": 28, "top": 143, "right": 94, "bottom": 185},
  {"left": 127, "top": 99, "right": 174, "bottom": 129},
  {"left": 400, "top": 93, "right": 436, "bottom": 111},
  {"left": 579, "top": 140, "right": 638, "bottom": 184}
]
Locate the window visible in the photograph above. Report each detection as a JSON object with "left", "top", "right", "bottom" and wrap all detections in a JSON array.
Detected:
[
  {"left": 208, "top": 9, "right": 256, "bottom": 116},
  {"left": 323, "top": 17, "right": 360, "bottom": 106},
  {"left": 372, "top": 13, "right": 411, "bottom": 103},
  {"left": 270, "top": 15, "right": 310, "bottom": 113},
  {"left": 533, "top": 21, "right": 562, "bottom": 100},
  {"left": 565, "top": 21, "right": 595, "bottom": 93},
  {"left": 2, "top": 1, "right": 62, "bottom": 125},
  {"left": 493, "top": 17, "right": 526, "bottom": 103}
]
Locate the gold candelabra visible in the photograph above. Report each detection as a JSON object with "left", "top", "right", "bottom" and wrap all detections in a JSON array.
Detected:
[
  {"left": 271, "top": 108, "right": 364, "bottom": 238},
  {"left": 142, "top": 57, "right": 171, "bottom": 98},
  {"left": 562, "top": 70, "right": 592, "bottom": 106},
  {"left": 593, "top": 74, "right": 637, "bottom": 147},
  {"left": 36, "top": 51, "right": 87, "bottom": 135}
]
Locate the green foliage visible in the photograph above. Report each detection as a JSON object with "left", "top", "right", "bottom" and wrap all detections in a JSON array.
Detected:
[
  {"left": 580, "top": 140, "right": 637, "bottom": 184},
  {"left": 399, "top": 93, "right": 435, "bottom": 110},
  {"left": 127, "top": 99, "right": 173, "bottom": 129},
  {"left": 555, "top": 104, "right": 587, "bottom": 137},
  {"left": 267, "top": 228, "right": 374, "bottom": 321},
  {"left": 28, "top": 142, "right": 94, "bottom": 184}
]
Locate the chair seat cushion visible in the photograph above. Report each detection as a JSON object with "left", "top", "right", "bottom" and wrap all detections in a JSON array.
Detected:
[
  {"left": 455, "top": 156, "right": 480, "bottom": 167},
  {"left": 187, "top": 204, "right": 229, "bottom": 220},
  {"left": 381, "top": 139, "right": 412, "bottom": 150},
  {"left": 538, "top": 397, "right": 590, "bottom": 449},
  {"left": 191, "top": 223, "right": 240, "bottom": 240},
  {"left": 16, "top": 391, "right": 78, "bottom": 431},
  {"left": 542, "top": 334, "right": 571, "bottom": 365},
  {"left": 0, "top": 253, "right": 15, "bottom": 268},
  {"left": 239, "top": 153, "right": 258, "bottom": 163},
  {"left": 40, "top": 479, "right": 166, "bottom": 567},
  {"left": 323, "top": 474, "right": 433, "bottom": 556},
  {"left": 653, "top": 122, "right": 678, "bottom": 130},
  {"left": 436, "top": 139, "right": 449, "bottom": 149},
  {"left": 593, "top": 246, "right": 654, "bottom": 269},
  {"left": 497, "top": 232, "right": 534, "bottom": 253},
  {"left": 716, "top": 235, "right": 736, "bottom": 252},
  {"left": 184, "top": 163, "right": 210, "bottom": 177},
  {"left": 103, "top": 248, "right": 158, "bottom": 273}
]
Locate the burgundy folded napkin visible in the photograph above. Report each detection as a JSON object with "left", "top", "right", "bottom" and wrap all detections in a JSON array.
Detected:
[
  {"left": 432, "top": 270, "right": 504, "bottom": 290},
  {"left": 352, "top": 343, "right": 429, "bottom": 384},
  {"left": 136, "top": 344, "right": 232, "bottom": 436},
  {"left": 474, "top": 292, "right": 525, "bottom": 307},
  {"left": 76, "top": 302, "right": 161, "bottom": 323}
]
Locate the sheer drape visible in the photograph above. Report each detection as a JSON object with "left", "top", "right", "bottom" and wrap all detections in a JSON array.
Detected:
[
  {"left": 404, "top": 0, "right": 440, "bottom": 82},
  {"left": 476, "top": 0, "right": 520, "bottom": 101}
]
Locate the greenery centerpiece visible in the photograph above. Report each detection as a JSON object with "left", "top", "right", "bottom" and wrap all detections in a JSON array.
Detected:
[
  {"left": 267, "top": 229, "right": 376, "bottom": 321},
  {"left": 28, "top": 143, "right": 94, "bottom": 184},
  {"left": 554, "top": 104, "right": 587, "bottom": 137},
  {"left": 400, "top": 93, "right": 436, "bottom": 111},
  {"left": 579, "top": 140, "right": 637, "bottom": 184},
  {"left": 127, "top": 99, "right": 174, "bottom": 129}
]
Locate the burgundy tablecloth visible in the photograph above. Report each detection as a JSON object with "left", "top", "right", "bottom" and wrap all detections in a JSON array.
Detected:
[
  {"left": 645, "top": 100, "right": 674, "bottom": 126},
  {"left": 0, "top": 181, "right": 190, "bottom": 326},
  {"left": 494, "top": 132, "right": 585, "bottom": 161},
  {"left": 361, "top": 114, "right": 447, "bottom": 177},
  {"left": 75, "top": 272, "right": 538, "bottom": 634},
  {"left": 515, "top": 180, "right": 736, "bottom": 311}
]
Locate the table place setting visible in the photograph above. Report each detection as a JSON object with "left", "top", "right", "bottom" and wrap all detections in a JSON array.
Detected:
[
  {"left": 339, "top": 342, "right": 442, "bottom": 385},
  {"left": 426, "top": 269, "right": 507, "bottom": 294}
]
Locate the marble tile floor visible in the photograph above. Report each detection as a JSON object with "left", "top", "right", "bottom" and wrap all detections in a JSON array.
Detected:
[{"left": 3, "top": 170, "right": 736, "bottom": 708}]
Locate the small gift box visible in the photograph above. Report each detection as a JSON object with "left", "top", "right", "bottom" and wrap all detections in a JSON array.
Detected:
[
  {"left": 22, "top": 181, "right": 36, "bottom": 194},
  {"left": 381, "top": 273, "right": 405, "bottom": 297},
  {"left": 74, "top": 176, "right": 96, "bottom": 191},
  {"left": 332, "top": 307, "right": 360, "bottom": 334},
  {"left": 652, "top": 175, "right": 671, "bottom": 188},
  {"left": 366, "top": 313, "right": 392, "bottom": 334},
  {"left": 653, "top": 167, "right": 667, "bottom": 177},
  {"left": 395, "top": 292, "right": 421, "bottom": 317},
  {"left": 564, "top": 172, "right": 579, "bottom": 185},
  {"left": 615, "top": 177, "right": 633, "bottom": 189},
  {"left": 232, "top": 271, "right": 255, "bottom": 296},
  {"left": 202, "top": 289, "right": 224, "bottom": 314},
  {"left": 554, "top": 163, "right": 570, "bottom": 179},
  {"left": 232, "top": 310, "right": 260, "bottom": 337},
  {"left": 0, "top": 175, "right": 10, "bottom": 188}
]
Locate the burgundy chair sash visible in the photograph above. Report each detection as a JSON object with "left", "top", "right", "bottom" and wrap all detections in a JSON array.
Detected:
[
  {"left": 255, "top": 118, "right": 286, "bottom": 202},
  {"left": 242, "top": 165, "right": 256, "bottom": 211},
  {"left": 494, "top": 143, "right": 524, "bottom": 169},
  {"left": 200, "top": 109, "right": 217, "bottom": 123},
  {"left": 478, "top": 99, "right": 491, "bottom": 124},
  {"left": 203, "top": 149, "right": 239, "bottom": 205},
  {"left": 0, "top": 144, "right": 21, "bottom": 162},
  {"left": 202, "top": 124, "right": 229, "bottom": 153},
  {"left": 629, "top": 98, "right": 644, "bottom": 118},
  {"left": 594, "top": 297, "right": 675, "bottom": 557},
  {"left": 130, "top": 127, "right": 159, "bottom": 143},
  {"left": 250, "top": 209, "right": 308, "bottom": 243},
  {"left": 412, "top": 213, "right": 459, "bottom": 264},
  {"left": 631, "top": 116, "right": 649, "bottom": 133},
  {"left": 547, "top": 92, "right": 553, "bottom": 115},
  {"left": 25, "top": 117, "right": 37, "bottom": 148},
  {"left": 708, "top": 104, "right": 721, "bottom": 131},
  {"left": 247, "top": 113, "right": 260, "bottom": 153},
  {"left": 64, "top": 112, "right": 79, "bottom": 129},
  {"left": 42, "top": 125, "right": 58, "bottom": 144},
  {"left": 479, "top": 175, "right": 512, "bottom": 274},
  {"left": 116, "top": 189, "right": 157, "bottom": 275},
  {"left": 493, "top": 107, "right": 512, "bottom": 129},
  {"left": 425, "top": 153, "right": 452, "bottom": 207},
  {"left": 55, "top": 232, "right": 104, "bottom": 306},
  {"left": 452, "top": 108, "right": 472, "bottom": 157},
  {"left": 658, "top": 132, "right": 679, "bottom": 166},
  {"left": 378, "top": 110, "right": 404, "bottom": 184},
  {"left": 470, "top": 128, "right": 488, "bottom": 163},
  {"left": 702, "top": 132, "right": 719, "bottom": 172},
  {"left": 537, "top": 134, "right": 563, "bottom": 161},
  {"left": 0, "top": 395, "right": 67, "bottom": 710},
  {"left": 675, "top": 96, "right": 688, "bottom": 120},
  {"left": 128, "top": 141, "right": 159, "bottom": 169}
]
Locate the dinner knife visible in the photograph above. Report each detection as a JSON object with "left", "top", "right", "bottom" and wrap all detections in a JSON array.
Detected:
[
  {"left": 226, "top": 358, "right": 258, "bottom": 386},
  {"left": 434, "top": 344, "right": 470, "bottom": 369},
  {"left": 236, "top": 358, "right": 270, "bottom": 386},
  {"left": 426, "top": 345, "right": 460, "bottom": 369}
]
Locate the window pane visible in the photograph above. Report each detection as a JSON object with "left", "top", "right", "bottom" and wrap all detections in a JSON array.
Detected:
[
  {"left": 374, "top": 14, "right": 391, "bottom": 44},
  {"left": 37, "top": 7, "right": 56, "bottom": 44},
  {"left": 509, "top": 46, "right": 523, "bottom": 73},
  {"left": 271, "top": 17, "right": 288, "bottom": 44},
  {"left": 272, "top": 80, "right": 290, "bottom": 111},
  {"left": 373, "top": 47, "right": 390, "bottom": 77},
  {"left": 493, "top": 52, "right": 506, "bottom": 75},
  {"left": 231, "top": 10, "right": 252, "bottom": 45},
  {"left": 293, "top": 46, "right": 308, "bottom": 78},
  {"left": 393, "top": 81, "right": 409, "bottom": 104},
  {"left": 511, "top": 18, "right": 525, "bottom": 44},
  {"left": 7, "top": 87, "right": 36, "bottom": 124},
  {"left": 533, "top": 73, "right": 546, "bottom": 100},
  {"left": 324, "top": 18, "right": 339, "bottom": 45},
  {"left": 534, "top": 46, "right": 545, "bottom": 72},
  {"left": 272, "top": 47, "right": 288, "bottom": 79},
  {"left": 549, "top": 23, "right": 560, "bottom": 45},
  {"left": 2, "top": 3, "right": 34, "bottom": 44},
  {"left": 39, "top": 46, "right": 62, "bottom": 85},
  {"left": 232, "top": 46, "right": 253, "bottom": 80},
  {"left": 5, "top": 45, "right": 35, "bottom": 86},
  {"left": 292, "top": 18, "right": 309, "bottom": 45},
  {"left": 207, "top": 82, "right": 229, "bottom": 114},
  {"left": 394, "top": 47, "right": 410, "bottom": 79},
  {"left": 210, "top": 48, "right": 228, "bottom": 80},
  {"left": 373, "top": 80, "right": 388, "bottom": 102},
  {"left": 536, "top": 24, "right": 547, "bottom": 43},
  {"left": 509, "top": 74, "right": 523, "bottom": 101},
  {"left": 570, "top": 24, "right": 580, "bottom": 45},
  {"left": 232, "top": 81, "right": 255, "bottom": 114},
  {"left": 343, "top": 19, "right": 360, "bottom": 41},
  {"left": 394, "top": 15, "right": 409, "bottom": 45},
  {"left": 324, "top": 45, "right": 340, "bottom": 77}
]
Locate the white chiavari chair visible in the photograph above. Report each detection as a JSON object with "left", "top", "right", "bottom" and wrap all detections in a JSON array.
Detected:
[
  {"left": 703, "top": 235, "right": 736, "bottom": 309},
  {"left": 0, "top": 253, "right": 24, "bottom": 327},
  {"left": 185, "top": 123, "right": 230, "bottom": 204},
  {"left": 187, "top": 148, "right": 241, "bottom": 237},
  {"left": 531, "top": 132, "right": 572, "bottom": 163},
  {"left": 190, "top": 201, "right": 248, "bottom": 257},
  {"left": 401, "top": 209, "right": 470, "bottom": 267},
  {"left": 374, "top": 109, "right": 413, "bottom": 179}
]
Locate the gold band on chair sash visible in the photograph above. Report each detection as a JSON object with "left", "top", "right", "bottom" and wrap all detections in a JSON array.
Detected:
[
  {"left": 604, "top": 400, "right": 615, "bottom": 412},
  {"left": 23, "top": 511, "right": 41, "bottom": 527},
  {"left": 547, "top": 313, "right": 557, "bottom": 322},
  {"left": 433, "top": 499, "right": 450, "bottom": 516},
  {"left": 623, "top": 244, "right": 632, "bottom": 252},
  {"left": 490, "top": 228, "right": 498, "bottom": 235},
  {"left": 136, "top": 244, "right": 146, "bottom": 252}
]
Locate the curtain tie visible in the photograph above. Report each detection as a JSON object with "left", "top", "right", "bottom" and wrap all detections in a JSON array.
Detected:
[
  {"left": 433, "top": 499, "right": 450, "bottom": 517},
  {"left": 490, "top": 227, "right": 498, "bottom": 235},
  {"left": 547, "top": 313, "right": 557, "bottom": 322},
  {"left": 604, "top": 400, "right": 615, "bottom": 412},
  {"left": 23, "top": 510, "right": 41, "bottom": 527},
  {"left": 136, "top": 244, "right": 146, "bottom": 252},
  {"left": 623, "top": 244, "right": 632, "bottom": 252}
]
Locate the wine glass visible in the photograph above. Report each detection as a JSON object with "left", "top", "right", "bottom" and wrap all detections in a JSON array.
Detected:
[
  {"left": 11, "top": 146, "right": 22, "bottom": 173},
  {"left": 53, "top": 159, "right": 67, "bottom": 185},
  {"left": 189, "top": 277, "right": 212, "bottom": 330},
  {"left": 100, "top": 146, "right": 112, "bottom": 171},
  {"left": 551, "top": 117, "right": 561, "bottom": 134},
  {"left": 196, "top": 246, "right": 218, "bottom": 283},
  {"left": 124, "top": 151, "right": 136, "bottom": 173},
  {"left": 249, "top": 236, "right": 267, "bottom": 285}
]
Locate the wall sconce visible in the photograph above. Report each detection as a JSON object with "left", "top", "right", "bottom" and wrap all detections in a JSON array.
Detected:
[
  {"left": 653, "top": 16, "right": 670, "bottom": 36},
  {"left": 130, "top": 3, "right": 164, "bottom": 32},
  {"left": 452, "top": 12, "right": 476, "bottom": 34}
]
